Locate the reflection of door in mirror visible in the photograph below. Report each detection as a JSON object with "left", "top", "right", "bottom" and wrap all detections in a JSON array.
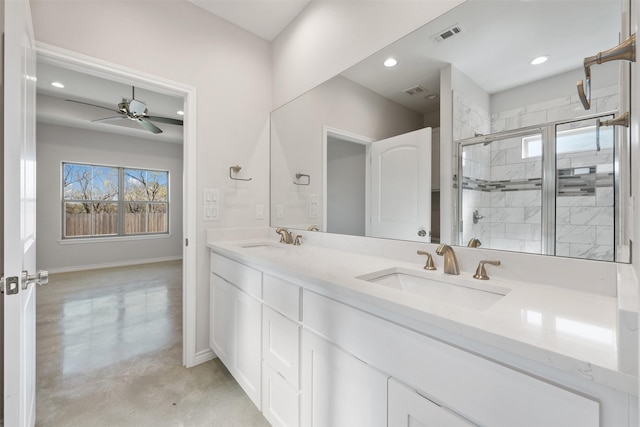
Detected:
[
  {"left": 369, "top": 128, "right": 432, "bottom": 242},
  {"left": 459, "top": 114, "right": 617, "bottom": 261},
  {"left": 325, "top": 130, "right": 371, "bottom": 236}
]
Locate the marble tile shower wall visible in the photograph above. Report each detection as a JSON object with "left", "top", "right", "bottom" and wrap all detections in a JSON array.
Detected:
[
  {"left": 488, "top": 85, "right": 616, "bottom": 259},
  {"left": 454, "top": 92, "right": 491, "bottom": 247},
  {"left": 490, "top": 85, "right": 619, "bottom": 133},
  {"left": 460, "top": 85, "right": 618, "bottom": 259}
]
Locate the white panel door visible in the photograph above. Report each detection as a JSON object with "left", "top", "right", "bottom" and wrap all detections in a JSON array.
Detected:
[
  {"left": 301, "top": 331, "right": 388, "bottom": 427},
  {"left": 369, "top": 128, "right": 431, "bottom": 241},
  {"left": 3, "top": 0, "right": 39, "bottom": 425}
]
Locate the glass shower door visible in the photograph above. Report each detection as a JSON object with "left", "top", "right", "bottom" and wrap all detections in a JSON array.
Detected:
[
  {"left": 459, "top": 128, "right": 544, "bottom": 253},
  {"left": 554, "top": 117, "right": 615, "bottom": 261}
]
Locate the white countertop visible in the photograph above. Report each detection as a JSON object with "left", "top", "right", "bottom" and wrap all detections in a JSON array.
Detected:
[{"left": 208, "top": 238, "right": 638, "bottom": 395}]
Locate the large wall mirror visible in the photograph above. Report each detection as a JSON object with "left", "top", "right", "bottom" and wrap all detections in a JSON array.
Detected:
[{"left": 270, "top": 0, "right": 628, "bottom": 262}]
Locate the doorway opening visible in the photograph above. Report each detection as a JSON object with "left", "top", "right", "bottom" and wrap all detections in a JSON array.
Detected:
[{"left": 35, "top": 45, "right": 197, "bottom": 366}]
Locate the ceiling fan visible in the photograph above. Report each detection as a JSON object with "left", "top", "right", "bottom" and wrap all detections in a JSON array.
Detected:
[{"left": 67, "top": 86, "right": 183, "bottom": 134}]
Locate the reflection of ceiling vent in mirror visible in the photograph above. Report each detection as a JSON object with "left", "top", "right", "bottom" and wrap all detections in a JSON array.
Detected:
[
  {"left": 403, "top": 85, "right": 426, "bottom": 96},
  {"left": 432, "top": 24, "right": 462, "bottom": 43}
]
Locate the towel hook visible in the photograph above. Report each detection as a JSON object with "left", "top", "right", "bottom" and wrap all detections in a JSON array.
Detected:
[
  {"left": 229, "top": 165, "right": 252, "bottom": 181},
  {"left": 293, "top": 173, "right": 310, "bottom": 185},
  {"left": 578, "top": 33, "right": 635, "bottom": 110}
]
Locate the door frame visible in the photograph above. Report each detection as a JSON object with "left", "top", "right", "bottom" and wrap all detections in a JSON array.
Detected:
[
  {"left": 322, "top": 126, "right": 374, "bottom": 233},
  {"left": 35, "top": 43, "right": 199, "bottom": 367}
]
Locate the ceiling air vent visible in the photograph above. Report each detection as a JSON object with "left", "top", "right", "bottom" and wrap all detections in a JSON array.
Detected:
[
  {"left": 403, "top": 85, "right": 426, "bottom": 96},
  {"left": 432, "top": 24, "right": 462, "bottom": 43}
]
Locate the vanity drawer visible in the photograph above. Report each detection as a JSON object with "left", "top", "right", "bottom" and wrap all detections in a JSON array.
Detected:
[
  {"left": 263, "top": 274, "right": 300, "bottom": 320},
  {"left": 211, "top": 253, "right": 262, "bottom": 298},
  {"left": 303, "top": 290, "right": 599, "bottom": 427}
]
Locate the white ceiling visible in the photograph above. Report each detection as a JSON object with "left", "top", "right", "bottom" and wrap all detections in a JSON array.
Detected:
[
  {"left": 36, "top": 0, "right": 622, "bottom": 137},
  {"left": 187, "top": 0, "right": 311, "bottom": 41},
  {"left": 37, "top": 61, "right": 185, "bottom": 144},
  {"left": 341, "top": 0, "right": 621, "bottom": 114}
]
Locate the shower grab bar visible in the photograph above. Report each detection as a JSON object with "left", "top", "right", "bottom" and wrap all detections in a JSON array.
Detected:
[
  {"left": 577, "top": 34, "right": 635, "bottom": 110},
  {"left": 294, "top": 173, "right": 310, "bottom": 185}
]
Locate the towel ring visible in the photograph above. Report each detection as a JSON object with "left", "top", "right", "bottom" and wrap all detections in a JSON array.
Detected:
[
  {"left": 294, "top": 173, "right": 310, "bottom": 185},
  {"left": 229, "top": 165, "right": 252, "bottom": 181}
]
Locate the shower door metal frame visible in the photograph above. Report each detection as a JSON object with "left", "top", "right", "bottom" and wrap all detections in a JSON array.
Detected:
[{"left": 455, "top": 110, "right": 620, "bottom": 259}]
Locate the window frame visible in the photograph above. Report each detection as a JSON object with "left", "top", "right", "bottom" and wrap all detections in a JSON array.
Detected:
[{"left": 61, "top": 162, "right": 170, "bottom": 240}]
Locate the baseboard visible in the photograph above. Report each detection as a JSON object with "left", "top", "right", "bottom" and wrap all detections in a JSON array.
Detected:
[
  {"left": 46, "top": 256, "right": 183, "bottom": 274},
  {"left": 193, "top": 348, "right": 216, "bottom": 366}
]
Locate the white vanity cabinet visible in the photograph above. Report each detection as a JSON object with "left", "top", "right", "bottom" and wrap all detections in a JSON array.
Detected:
[
  {"left": 209, "top": 253, "right": 262, "bottom": 409},
  {"left": 303, "top": 290, "right": 600, "bottom": 427},
  {"left": 300, "top": 330, "right": 388, "bottom": 427},
  {"left": 208, "top": 250, "right": 630, "bottom": 427},
  {"left": 388, "top": 378, "right": 475, "bottom": 427},
  {"left": 261, "top": 275, "right": 301, "bottom": 427}
]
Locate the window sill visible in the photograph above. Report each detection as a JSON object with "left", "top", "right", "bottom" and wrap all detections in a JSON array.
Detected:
[{"left": 58, "top": 234, "right": 172, "bottom": 245}]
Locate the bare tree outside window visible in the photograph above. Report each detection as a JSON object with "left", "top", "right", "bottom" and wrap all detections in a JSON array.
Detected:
[
  {"left": 124, "top": 169, "right": 169, "bottom": 234},
  {"left": 62, "top": 163, "right": 169, "bottom": 238}
]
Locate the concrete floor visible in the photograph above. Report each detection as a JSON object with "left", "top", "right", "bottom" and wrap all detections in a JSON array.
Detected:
[{"left": 36, "top": 260, "right": 270, "bottom": 426}]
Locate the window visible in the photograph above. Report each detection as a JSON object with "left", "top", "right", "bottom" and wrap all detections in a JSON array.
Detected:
[
  {"left": 522, "top": 124, "right": 614, "bottom": 159},
  {"left": 63, "top": 162, "right": 169, "bottom": 239}
]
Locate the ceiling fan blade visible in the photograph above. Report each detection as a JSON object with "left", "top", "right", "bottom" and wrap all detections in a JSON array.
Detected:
[
  {"left": 92, "top": 116, "right": 127, "bottom": 123},
  {"left": 144, "top": 115, "right": 184, "bottom": 126},
  {"left": 137, "top": 118, "right": 163, "bottom": 134},
  {"left": 66, "top": 99, "right": 120, "bottom": 114}
]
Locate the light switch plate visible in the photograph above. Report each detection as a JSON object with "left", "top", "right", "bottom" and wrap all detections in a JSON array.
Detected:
[
  {"left": 276, "top": 205, "right": 284, "bottom": 219},
  {"left": 256, "top": 204, "right": 264, "bottom": 220}
]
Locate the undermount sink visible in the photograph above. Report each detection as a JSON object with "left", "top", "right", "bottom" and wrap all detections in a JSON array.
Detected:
[
  {"left": 238, "top": 241, "right": 287, "bottom": 250},
  {"left": 357, "top": 267, "right": 510, "bottom": 311}
]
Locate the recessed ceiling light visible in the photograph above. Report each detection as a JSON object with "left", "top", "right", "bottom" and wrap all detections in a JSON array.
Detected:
[
  {"left": 51, "top": 82, "right": 65, "bottom": 88},
  {"left": 425, "top": 94, "right": 439, "bottom": 100},
  {"left": 384, "top": 58, "right": 397, "bottom": 68},
  {"left": 530, "top": 55, "right": 549, "bottom": 65},
  {"left": 177, "top": 110, "right": 184, "bottom": 116}
]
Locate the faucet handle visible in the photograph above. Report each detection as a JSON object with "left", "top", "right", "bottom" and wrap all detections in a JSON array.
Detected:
[
  {"left": 294, "top": 235, "right": 302, "bottom": 246},
  {"left": 473, "top": 260, "right": 501, "bottom": 280},
  {"left": 417, "top": 250, "right": 437, "bottom": 271}
]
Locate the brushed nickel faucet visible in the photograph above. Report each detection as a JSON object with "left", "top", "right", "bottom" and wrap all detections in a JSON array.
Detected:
[
  {"left": 435, "top": 244, "right": 459, "bottom": 275},
  {"left": 473, "top": 260, "right": 501, "bottom": 280},
  {"left": 467, "top": 238, "right": 482, "bottom": 248},
  {"left": 416, "top": 250, "right": 436, "bottom": 271},
  {"left": 275, "top": 227, "right": 294, "bottom": 244}
]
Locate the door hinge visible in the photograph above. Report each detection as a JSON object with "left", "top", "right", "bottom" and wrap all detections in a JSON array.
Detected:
[
  {"left": 0, "top": 276, "right": 19, "bottom": 295},
  {"left": 185, "top": 238, "right": 189, "bottom": 247}
]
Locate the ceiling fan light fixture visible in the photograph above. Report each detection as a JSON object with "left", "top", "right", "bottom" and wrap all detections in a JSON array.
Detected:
[{"left": 51, "top": 82, "right": 64, "bottom": 88}]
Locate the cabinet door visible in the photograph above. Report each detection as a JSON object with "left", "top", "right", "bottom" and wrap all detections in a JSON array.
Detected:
[
  {"left": 263, "top": 363, "right": 300, "bottom": 427},
  {"left": 388, "top": 378, "right": 475, "bottom": 427},
  {"left": 233, "top": 286, "right": 262, "bottom": 409},
  {"left": 210, "top": 274, "right": 234, "bottom": 364},
  {"left": 301, "top": 331, "right": 387, "bottom": 427},
  {"left": 263, "top": 306, "right": 300, "bottom": 388}
]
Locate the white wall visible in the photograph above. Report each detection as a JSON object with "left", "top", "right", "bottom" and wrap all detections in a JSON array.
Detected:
[
  {"left": 271, "top": 75, "right": 423, "bottom": 230},
  {"left": 271, "top": 0, "right": 465, "bottom": 108},
  {"left": 31, "top": 0, "right": 271, "bottom": 356},
  {"left": 36, "top": 122, "right": 183, "bottom": 271}
]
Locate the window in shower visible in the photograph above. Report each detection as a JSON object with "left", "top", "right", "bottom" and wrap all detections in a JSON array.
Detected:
[{"left": 458, "top": 113, "right": 617, "bottom": 261}]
